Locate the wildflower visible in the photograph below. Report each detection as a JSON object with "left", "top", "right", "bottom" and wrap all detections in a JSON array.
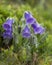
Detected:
[
  {"left": 32, "top": 23, "right": 45, "bottom": 34},
  {"left": 3, "top": 18, "right": 14, "bottom": 30},
  {"left": 3, "top": 31, "right": 12, "bottom": 39},
  {"left": 2, "top": 17, "right": 14, "bottom": 39},
  {"left": 22, "top": 25, "right": 31, "bottom": 38},
  {"left": 24, "top": 11, "right": 36, "bottom": 24}
]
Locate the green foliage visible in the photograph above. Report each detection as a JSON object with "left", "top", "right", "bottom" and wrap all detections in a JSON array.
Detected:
[{"left": 0, "top": 1, "right": 52, "bottom": 65}]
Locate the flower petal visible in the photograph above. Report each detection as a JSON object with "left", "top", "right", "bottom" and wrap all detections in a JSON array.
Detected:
[
  {"left": 22, "top": 25, "right": 31, "bottom": 38},
  {"left": 3, "top": 18, "right": 14, "bottom": 30},
  {"left": 32, "top": 23, "right": 45, "bottom": 34}
]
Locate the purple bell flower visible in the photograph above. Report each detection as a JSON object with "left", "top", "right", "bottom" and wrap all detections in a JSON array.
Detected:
[
  {"left": 22, "top": 25, "right": 31, "bottom": 38},
  {"left": 3, "top": 18, "right": 14, "bottom": 30},
  {"left": 3, "top": 31, "right": 12, "bottom": 39},
  {"left": 24, "top": 11, "right": 31, "bottom": 20},
  {"left": 32, "top": 23, "right": 45, "bottom": 34},
  {"left": 24, "top": 11, "right": 36, "bottom": 24}
]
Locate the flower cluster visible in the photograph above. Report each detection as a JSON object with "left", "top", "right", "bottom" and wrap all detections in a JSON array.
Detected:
[
  {"left": 2, "top": 18, "right": 14, "bottom": 39},
  {"left": 2, "top": 11, "right": 45, "bottom": 39},
  {"left": 22, "top": 11, "right": 45, "bottom": 38}
]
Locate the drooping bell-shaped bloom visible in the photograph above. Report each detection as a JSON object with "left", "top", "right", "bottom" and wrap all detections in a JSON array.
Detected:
[
  {"left": 32, "top": 23, "right": 45, "bottom": 34},
  {"left": 3, "top": 30, "right": 12, "bottom": 39},
  {"left": 2, "top": 18, "right": 14, "bottom": 30},
  {"left": 22, "top": 25, "right": 31, "bottom": 38},
  {"left": 24, "top": 11, "right": 31, "bottom": 20},
  {"left": 24, "top": 11, "right": 36, "bottom": 24}
]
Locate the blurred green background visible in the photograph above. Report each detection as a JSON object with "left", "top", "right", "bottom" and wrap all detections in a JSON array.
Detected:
[{"left": 0, "top": 0, "right": 52, "bottom": 65}]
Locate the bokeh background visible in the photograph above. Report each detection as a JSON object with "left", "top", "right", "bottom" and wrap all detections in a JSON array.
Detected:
[{"left": 0, "top": 0, "right": 52, "bottom": 65}]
